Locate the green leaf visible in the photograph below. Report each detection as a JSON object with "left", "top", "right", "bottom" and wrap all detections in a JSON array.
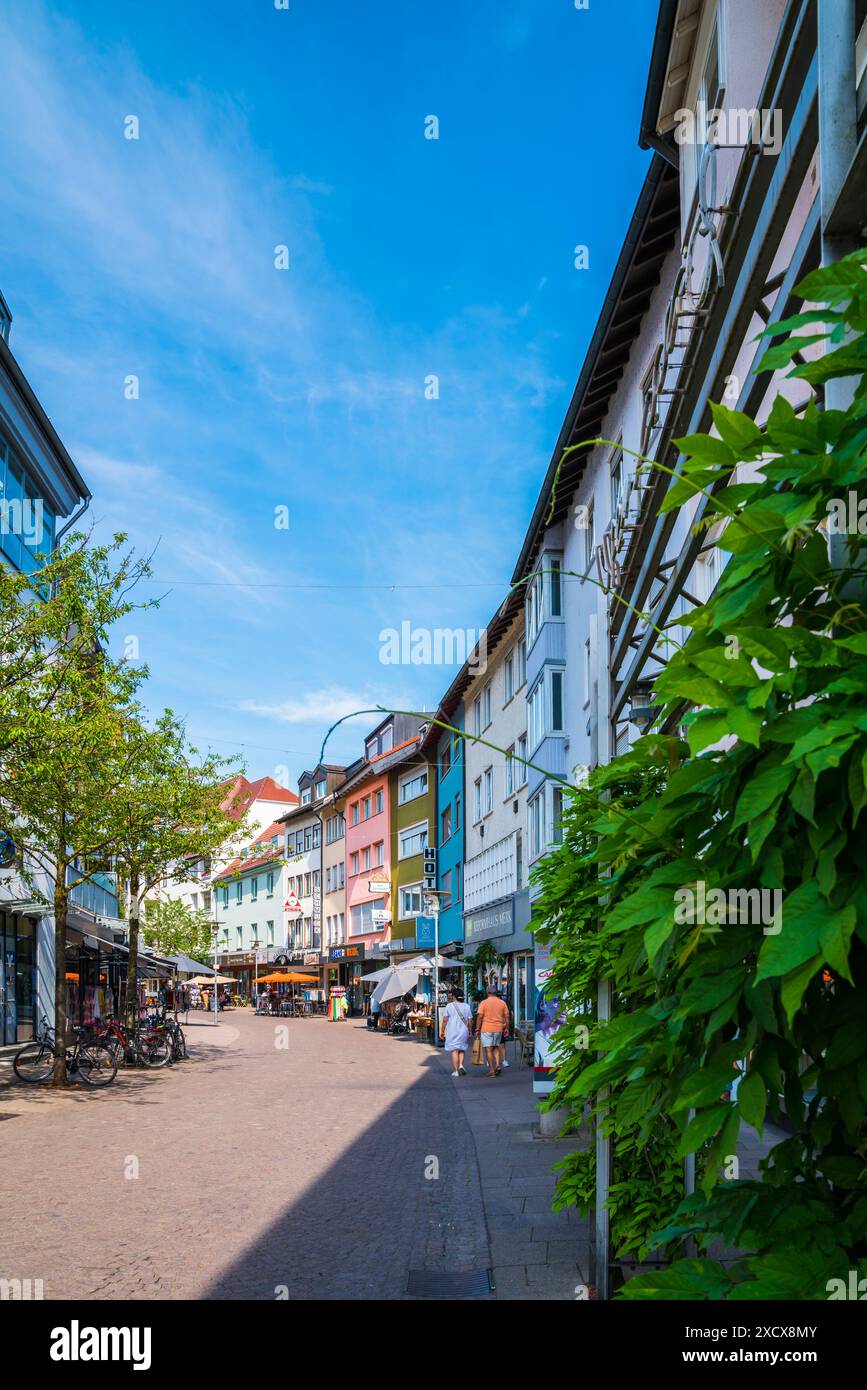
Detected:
[
  {"left": 780, "top": 953, "right": 824, "bottom": 1025},
  {"left": 732, "top": 764, "right": 794, "bottom": 829},
  {"left": 737, "top": 1070, "right": 767, "bottom": 1135},
  {"left": 616, "top": 1076, "right": 662, "bottom": 1127},
  {"left": 709, "top": 402, "right": 763, "bottom": 453},
  {"left": 755, "top": 882, "right": 827, "bottom": 983},
  {"left": 619, "top": 1258, "right": 732, "bottom": 1301},
  {"left": 819, "top": 906, "right": 856, "bottom": 983},
  {"left": 677, "top": 1104, "right": 731, "bottom": 1156},
  {"left": 674, "top": 433, "right": 737, "bottom": 467}
]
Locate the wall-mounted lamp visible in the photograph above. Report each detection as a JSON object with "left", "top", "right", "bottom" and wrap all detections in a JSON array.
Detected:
[{"left": 628, "top": 682, "right": 658, "bottom": 732}]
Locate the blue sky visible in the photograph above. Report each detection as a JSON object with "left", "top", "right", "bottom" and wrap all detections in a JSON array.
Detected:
[{"left": 0, "top": 0, "right": 657, "bottom": 784}]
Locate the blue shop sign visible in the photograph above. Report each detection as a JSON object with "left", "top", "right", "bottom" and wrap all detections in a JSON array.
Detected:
[{"left": 415, "top": 915, "right": 436, "bottom": 949}]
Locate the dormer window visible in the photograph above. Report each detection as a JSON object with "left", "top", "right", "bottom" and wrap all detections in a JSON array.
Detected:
[
  {"left": 301, "top": 788, "right": 312, "bottom": 805},
  {"left": 366, "top": 724, "right": 393, "bottom": 759},
  {"left": 315, "top": 779, "right": 327, "bottom": 800}
]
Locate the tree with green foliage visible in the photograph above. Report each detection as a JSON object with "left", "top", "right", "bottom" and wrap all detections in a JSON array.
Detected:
[
  {"left": 4, "top": 644, "right": 145, "bottom": 1084},
  {"left": 533, "top": 249, "right": 867, "bottom": 1299},
  {"left": 0, "top": 532, "right": 154, "bottom": 762},
  {"left": 140, "top": 895, "right": 216, "bottom": 965},
  {"left": 107, "top": 709, "right": 247, "bottom": 1026}
]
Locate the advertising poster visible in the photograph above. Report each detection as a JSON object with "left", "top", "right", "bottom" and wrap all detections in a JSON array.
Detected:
[{"left": 533, "top": 938, "right": 564, "bottom": 1096}]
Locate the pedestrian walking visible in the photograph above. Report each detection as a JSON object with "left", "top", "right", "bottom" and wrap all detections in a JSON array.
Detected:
[
  {"left": 474, "top": 984, "right": 511, "bottom": 1077},
  {"left": 368, "top": 994, "right": 381, "bottom": 1030},
  {"left": 440, "top": 988, "right": 472, "bottom": 1076},
  {"left": 497, "top": 989, "right": 512, "bottom": 1070}
]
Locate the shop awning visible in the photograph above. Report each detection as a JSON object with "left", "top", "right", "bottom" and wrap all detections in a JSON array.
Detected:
[
  {"left": 80, "top": 934, "right": 171, "bottom": 979},
  {"left": 162, "top": 953, "right": 215, "bottom": 976}
]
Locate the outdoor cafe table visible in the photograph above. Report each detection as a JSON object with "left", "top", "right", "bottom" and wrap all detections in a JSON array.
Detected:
[{"left": 408, "top": 1011, "right": 433, "bottom": 1037}]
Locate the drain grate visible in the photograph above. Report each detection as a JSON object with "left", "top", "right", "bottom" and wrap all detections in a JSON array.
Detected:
[{"left": 406, "top": 1268, "right": 494, "bottom": 1298}]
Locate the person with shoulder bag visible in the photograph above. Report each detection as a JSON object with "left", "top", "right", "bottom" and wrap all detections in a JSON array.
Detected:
[{"left": 440, "top": 988, "right": 472, "bottom": 1077}]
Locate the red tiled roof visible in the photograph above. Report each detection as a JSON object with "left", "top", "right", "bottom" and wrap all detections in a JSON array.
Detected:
[{"left": 221, "top": 775, "right": 298, "bottom": 821}]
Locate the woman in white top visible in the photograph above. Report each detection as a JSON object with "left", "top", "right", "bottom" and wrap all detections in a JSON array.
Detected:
[{"left": 441, "top": 988, "right": 472, "bottom": 1077}]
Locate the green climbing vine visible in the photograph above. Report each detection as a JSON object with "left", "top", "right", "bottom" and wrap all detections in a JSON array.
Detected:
[{"left": 532, "top": 248, "right": 867, "bottom": 1300}]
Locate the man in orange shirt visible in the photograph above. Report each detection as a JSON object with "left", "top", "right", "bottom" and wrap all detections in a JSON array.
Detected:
[{"left": 474, "top": 984, "right": 510, "bottom": 1077}]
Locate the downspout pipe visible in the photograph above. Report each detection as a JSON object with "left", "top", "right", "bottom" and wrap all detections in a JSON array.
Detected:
[
  {"left": 54, "top": 493, "right": 91, "bottom": 546},
  {"left": 639, "top": 128, "right": 680, "bottom": 169}
]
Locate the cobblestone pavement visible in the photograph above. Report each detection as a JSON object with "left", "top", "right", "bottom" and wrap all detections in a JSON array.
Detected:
[
  {"left": 0, "top": 1012, "right": 490, "bottom": 1300},
  {"left": 434, "top": 1044, "right": 592, "bottom": 1300}
]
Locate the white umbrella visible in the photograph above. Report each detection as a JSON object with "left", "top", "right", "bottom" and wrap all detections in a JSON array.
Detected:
[
  {"left": 360, "top": 966, "right": 392, "bottom": 983},
  {"left": 401, "top": 954, "right": 465, "bottom": 971},
  {"left": 373, "top": 965, "right": 419, "bottom": 1005}
]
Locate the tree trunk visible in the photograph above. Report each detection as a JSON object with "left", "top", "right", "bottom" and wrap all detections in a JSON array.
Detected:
[
  {"left": 52, "top": 873, "right": 69, "bottom": 1087},
  {"left": 125, "top": 869, "right": 141, "bottom": 1031}
]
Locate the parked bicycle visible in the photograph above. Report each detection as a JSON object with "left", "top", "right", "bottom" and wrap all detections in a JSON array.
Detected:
[
  {"left": 96, "top": 1016, "right": 172, "bottom": 1069},
  {"left": 145, "top": 1010, "right": 187, "bottom": 1062},
  {"left": 13, "top": 1016, "right": 117, "bottom": 1087}
]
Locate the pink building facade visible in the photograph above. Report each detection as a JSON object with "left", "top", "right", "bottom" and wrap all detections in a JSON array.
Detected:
[{"left": 344, "top": 768, "right": 391, "bottom": 954}]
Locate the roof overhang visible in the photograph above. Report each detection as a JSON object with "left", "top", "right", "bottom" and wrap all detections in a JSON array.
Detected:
[{"left": 638, "top": 0, "right": 697, "bottom": 155}]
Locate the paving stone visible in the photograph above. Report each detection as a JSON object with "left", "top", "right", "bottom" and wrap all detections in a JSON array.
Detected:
[
  {"left": 489, "top": 1237, "right": 548, "bottom": 1267},
  {"left": 525, "top": 1261, "right": 583, "bottom": 1296},
  {"left": 0, "top": 1013, "right": 491, "bottom": 1300},
  {"left": 490, "top": 1265, "right": 529, "bottom": 1298}
]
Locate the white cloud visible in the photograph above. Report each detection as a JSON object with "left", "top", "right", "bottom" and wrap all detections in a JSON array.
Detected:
[{"left": 240, "top": 689, "right": 395, "bottom": 727}]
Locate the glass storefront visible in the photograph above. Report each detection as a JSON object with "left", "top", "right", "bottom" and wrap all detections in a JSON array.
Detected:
[
  {"left": 0, "top": 912, "right": 36, "bottom": 1044},
  {"left": 515, "top": 953, "right": 535, "bottom": 1026}
]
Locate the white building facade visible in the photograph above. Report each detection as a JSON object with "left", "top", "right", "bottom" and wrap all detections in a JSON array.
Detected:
[{"left": 461, "top": 599, "right": 535, "bottom": 1026}]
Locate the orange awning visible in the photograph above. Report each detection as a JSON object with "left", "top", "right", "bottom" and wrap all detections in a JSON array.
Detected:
[{"left": 257, "top": 971, "right": 318, "bottom": 984}]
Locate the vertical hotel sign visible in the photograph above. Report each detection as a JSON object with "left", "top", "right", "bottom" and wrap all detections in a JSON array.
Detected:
[{"left": 533, "top": 938, "right": 564, "bottom": 1096}]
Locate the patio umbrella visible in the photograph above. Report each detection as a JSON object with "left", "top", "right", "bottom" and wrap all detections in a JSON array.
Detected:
[
  {"left": 185, "top": 974, "right": 237, "bottom": 985},
  {"left": 257, "top": 971, "right": 318, "bottom": 984},
  {"left": 360, "top": 965, "right": 392, "bottom": 983},
  {"left": 373, "top": 964, "right": 420, "bottom": 1005},
  {"left": 400, "top": 954, "right": 466, "bottom": 971}
]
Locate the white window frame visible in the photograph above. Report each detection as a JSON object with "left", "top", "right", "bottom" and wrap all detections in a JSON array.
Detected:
[
  {"left": 398, "top": 819, "right": 428, "bottom": 860},
  {"left": 399, "top": 882, "right": 424, "bottom": 920},
  {"left": 582, "top": 503, "right": 595, "bottom": 575},
  {"left": 399, "top": 768, "right": 428, "bottom": 804},
  {"left": 503, "top": 650, "right": 514, "bottom": 704},
  {"left": 505, "top": 744, "right": 515, "bottom": 798},
  {"left": 528, "top": 675, "right": 545, "bottom": 751},
  {"left": 528, "top": 791, "right": 545, "bottom": 860},
  {"left": 516, "top": 734, "right": 528, "bottom": 788}
]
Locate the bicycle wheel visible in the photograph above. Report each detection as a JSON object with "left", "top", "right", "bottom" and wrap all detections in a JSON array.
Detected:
[
  {"left": 13, "top": 1041, "right": 54, "bottom": 1083},
  {"left": 76, "top": 1043, "right": 118, "bottom": 1086},
  {"left": 175, "top": 1027, "right": 187, "bottom": 1059},
  {"left": 137, "top": 1034, "right": 172, "bottom": 1068}
]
